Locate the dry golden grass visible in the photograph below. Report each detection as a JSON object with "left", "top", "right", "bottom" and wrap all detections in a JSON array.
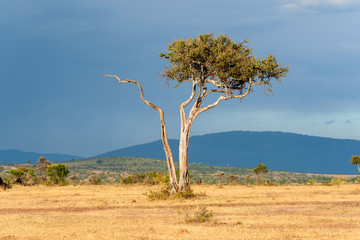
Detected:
[{"left": 1, "top": 184, "right": 360, "bottom": 240}]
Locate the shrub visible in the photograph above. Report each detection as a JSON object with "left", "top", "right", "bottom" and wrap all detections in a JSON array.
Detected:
[
  {"left": 146, "top": 184, "right": 196, "bottom": 201},
  {"left": 146, "top": 184, "right": 172, "bottom": 200},
  {"left": 89, "top": 173, "right": 101, "bottom": 185},
  {"left": 330, "top": 178, "right": 345, "bottom": 186},
  {"left": 226, "top": 174, "right": 239, "bottom": 185},
  {"left": 355, "top": 178, "right": 360, "bottom": 184},
  {"left": 69, "top": 175, "right": 80, "bottom": 185},
  {"left": 9, "top": 166, "right": 38, "bottom": 185},
  {"left": 37, "top": 156, "right": 51, "bottom": 183},
  {"left": 121, "top": 171, "right": 169, "bottom": 185},
  {"left": 253, "top": 163, "right": 268, "bottom": 184},
  {"left": 213, "top": 171, "right": 225, "bottom": 186},
  {"left": 307, "top": 179, "right": 317, "bottom": 186},
  {"left": 178, "top": 206, "right": 214, "bottom": 223},
  {"left": 47, "top": 164, "right": 70, "bottom": 185}
]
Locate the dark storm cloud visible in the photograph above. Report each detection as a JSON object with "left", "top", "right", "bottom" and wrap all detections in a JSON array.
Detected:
[{"left": 0, "top": 0, "right": 359, "bottom": 156}]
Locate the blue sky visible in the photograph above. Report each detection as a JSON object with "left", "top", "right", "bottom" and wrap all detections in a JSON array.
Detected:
[{"left": 1, "top": 0, "right": 359, "bottom": 157}]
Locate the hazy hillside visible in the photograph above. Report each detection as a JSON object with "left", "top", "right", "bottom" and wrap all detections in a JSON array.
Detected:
[
  {"left": 61, "top": 156, "right": 318, "bottom": 184},
  {"left": 96, "top": 131, "right": 360, "bottom": 174},
  {"left": 0, "top": 149, "right": 82, "bottom": 164}
]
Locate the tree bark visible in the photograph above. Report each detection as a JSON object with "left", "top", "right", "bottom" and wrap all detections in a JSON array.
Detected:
[{"left": 178, "top": 123, "right": 192, "bottom": 191}]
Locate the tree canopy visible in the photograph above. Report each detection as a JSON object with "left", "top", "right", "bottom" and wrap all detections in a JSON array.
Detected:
[
  {"left": 160, "top": 33, "right": 288, "bottom": 98},
  {"left": 350, "top": 155, "right": 360, "bottom": 173},
  {"left": 253, "top": 163, "right": 268, "bottom": 175},
  {"left": 350, "top": 156, "right": 360, "bottom": 165}
]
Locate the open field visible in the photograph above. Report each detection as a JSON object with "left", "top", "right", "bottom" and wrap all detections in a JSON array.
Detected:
[{"left": 1, "top": 184, "right": 360, "bottom": 240}]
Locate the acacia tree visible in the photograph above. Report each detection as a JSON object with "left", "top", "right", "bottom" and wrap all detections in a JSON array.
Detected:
[
  {"left": 253, "top": 163, "right": 268, "bottom": 184},
  {"left": 350, "top": 155, "right": 360, "bottom": 173},
  {"left": 105, "top": 33, "right": 288, "bottom": 192}
]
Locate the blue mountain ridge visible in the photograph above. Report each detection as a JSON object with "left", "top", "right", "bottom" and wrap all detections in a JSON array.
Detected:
[
  {"left": 96, "top": 131, "right": 360, "bottom": 174},
  {"left": 0, "top": 149, "right": 82, "bottom": 164}
]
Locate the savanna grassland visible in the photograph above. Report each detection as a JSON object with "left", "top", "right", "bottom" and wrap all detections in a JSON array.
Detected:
[{"left": 1, "top": 184, "right": 360, "bottom": 240}]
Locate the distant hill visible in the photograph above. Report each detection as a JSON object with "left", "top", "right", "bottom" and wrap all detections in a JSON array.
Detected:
[
  {"left": 0, "top": 149, "right": 83, "bottom": 164},
  {"left": 96, "top": 131, "right": 360, "bottom": 174}
]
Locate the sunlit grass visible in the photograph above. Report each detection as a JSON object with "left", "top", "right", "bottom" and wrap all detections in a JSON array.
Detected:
[{"left": 1, "top": 184, "right": 360, "bottom": 239}]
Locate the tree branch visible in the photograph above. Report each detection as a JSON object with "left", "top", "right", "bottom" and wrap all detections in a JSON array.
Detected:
[
  {"left": 195, "top": 78, "right": 253, "bottom": 117},
  {"left": 180, "top": 81, "right": 197, "bottom": 130},
  {"left": 104, "top": 74, "right": 178, "bottom": 191}
]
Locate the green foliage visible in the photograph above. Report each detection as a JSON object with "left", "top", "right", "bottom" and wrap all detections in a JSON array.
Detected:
[
  {"left": 355, "top": 178, "right": 360, "bottom": 184},
  {"left": 350, "top": 156, "right": 360, "bottom": 174},
  {"left": 253, "top": 163, "right": 268, "bottom": 185},
  {"left": 350, "top": 155, "right": 360, "bottom": 165},
  {"left": 307, "top": 179, "right": 317, "bottom": 185},
  {"left": 330, "top": 178, "right": 345, "bottom": 186},
  {"left": 253, "top": 163, "right": 268, "bottom": 175},
  {"left": 47, "top": 164, "right": 70, "bottom": 185},
  {"left": 178, "top": 206, "right": 214, "bottom": 223},
  {"left": 159, "top": 33, "right": 288, "bottom": 94},
  {"left": 9, "top": 166, "right": 37, "bottom": 184}
]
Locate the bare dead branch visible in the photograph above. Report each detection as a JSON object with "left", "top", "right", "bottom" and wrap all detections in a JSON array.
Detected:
[{"left": 104, "top": 73, "right": 178, "bottom": 192}]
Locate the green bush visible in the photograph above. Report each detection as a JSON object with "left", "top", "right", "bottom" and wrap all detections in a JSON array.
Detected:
[
  {"left": 330, "top": 178, "right": 345, "bottom": 186},
  {"left": 47, "top": 164, "right": 70, "bottom": 185},
  {"left": 9, "top": 166, "right": 38, "bottom": 185},
  {"left": 307, "top": 179, "right": 317, "bottom": 186}
]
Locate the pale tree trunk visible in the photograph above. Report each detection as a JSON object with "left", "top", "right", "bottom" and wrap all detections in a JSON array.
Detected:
[
  {"left": 178, "top": 123, "right": 192, "bottom": 191},
  {"left": 177, "top": 78, "right": 253, "bottom": 192},
  {"left": 178, "top": 82, "right": 198, "bottom": 191}
]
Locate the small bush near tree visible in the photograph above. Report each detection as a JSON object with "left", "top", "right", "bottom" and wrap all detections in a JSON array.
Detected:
[
  {"left": 146, "top": 184, "right": 195, "bottom": 201},
  {"left": 47, "top": 164, "right": 70, "bottom": 185},
  {"left": 178, "top": 206, "right": 214, "bottom": 223}
]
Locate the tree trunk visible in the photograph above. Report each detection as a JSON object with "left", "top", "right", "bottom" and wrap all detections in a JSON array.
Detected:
[{"left": 179, "top": 123, "right": 192, "bottom": 191}]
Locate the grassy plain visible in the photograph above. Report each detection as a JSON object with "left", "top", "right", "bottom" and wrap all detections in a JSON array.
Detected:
[{"left": 1, "top": 184, "right": 360, "bottom": 240}]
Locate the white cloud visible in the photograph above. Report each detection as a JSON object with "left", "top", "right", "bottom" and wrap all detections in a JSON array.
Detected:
[{"left": 279, "top": 0, "right": 359, "bottom": 12}]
